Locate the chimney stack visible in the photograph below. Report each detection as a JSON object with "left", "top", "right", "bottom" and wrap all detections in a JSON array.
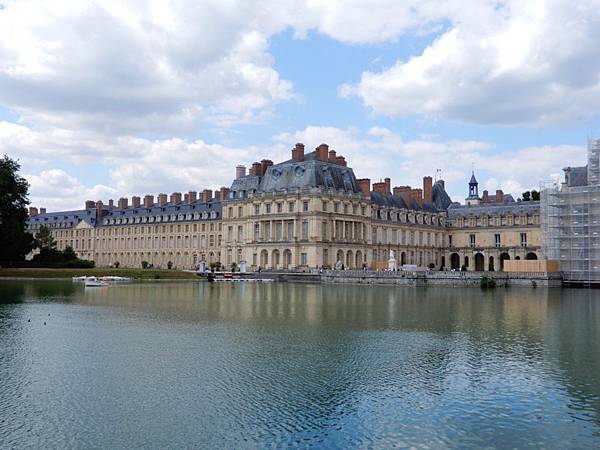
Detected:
[
  {"left": 85, "top": 200, "right": 95, "bottom": 209},
  {"left": 482, "top": 190, "right": 489, "bottom": 203},
  {"left": 236, "top": 165, "right": 246, "bottom": 179},
  {"left": 292, "top": 143, "right": 305, "bottom": 162},
  {"left": 335, "top": 156, "right": 347, "bottom": 166},
  {"left": 260, "top": 159, "right": 273, "bottom": 176},
  {"left": 28, "top": 207, "right": 38, "bottom": 217},
  {"left": 328, "top": 149, "right": 337, "bottom": 161},
  {"left": 108, "top": 199, "right": 114, "bottom": 211},
  {"left": 170, "top": 192, "right": 182, "bottom": 205},
  {"left": 96, "top": 200, "right": 103, "bottom": 221},
  {"left": 158, "top": 193, "right": 168, "bottom": 207},
  {"left": 188, "top": 191, "right": 197, "bottom": 203},
  {"left": 423, "top": 176, "right": 433, "bottom": 203},
  {"left": 118, "top": 198, "right": 128, "bottom": 209},
  {"left": 410, "top": 188, "right": 423, "bottom": 206},
  {"left": 132, "top": 196, "right": 141, "bottom": 208},
  {"left": 144, "top": 195, "right": 154, "bottom": 208},
  {"left": 251, "top": 162, "right": 262, "bottom": 176},
  {"left": 214, "top": 191, "right": 221, "bottom": 201},
  {"left": 394, "top": 186, "right": 412, "bottom": 204},
  {"left": 495, "top": 189, "right": 504, "bottom": 203},
  {"left": 385, "top": 178, "right": 391, "bottom": 195},
  {"left": 372, "top": 181, "right": 388, "bottom": 195},
  {"left": 316, "top": 143, "right": 329, "bottom": 161},
  {"left": 219, "top": 186, "right": 230, "bottom": 201},
  {"left": 200, "top": 189, "right": 213, "bottom": 202},
  {"left": 39, "top": 208, "right": 46, "bottom": 214},
  {"left": 357, "top": 178, "right": 371, "bottom": 196}
]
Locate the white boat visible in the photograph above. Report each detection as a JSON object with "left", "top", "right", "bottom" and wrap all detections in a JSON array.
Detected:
[
  {"left": 72, "top": 276, "right": 88, "bottom": 282},
  {"left": 84, "top": 277, "right": 110, "bottom": 287},
  {"left": 98, "top": 276, "right": 132, "bottom": 282}
]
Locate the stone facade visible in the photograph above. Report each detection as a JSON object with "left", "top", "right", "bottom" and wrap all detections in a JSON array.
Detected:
[{"left": 26, "top": 142, "right": 542, "bottom": 272}]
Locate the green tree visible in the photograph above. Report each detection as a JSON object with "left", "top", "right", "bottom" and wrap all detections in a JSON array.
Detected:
[
  {"left": 521, "top": 191, "right": 531, "bottom": 201},
  {"left": 0, "top": 155, "right": 34, "bottom": 263},
  {"left": 35, "top": 225, "right": 56, "bottom": 250},
  {"left": 62, "top": 246, "right": 77, "bottom": 261},
  {"left": 531, "top": 190, "right": 540, "bottom": 201}
]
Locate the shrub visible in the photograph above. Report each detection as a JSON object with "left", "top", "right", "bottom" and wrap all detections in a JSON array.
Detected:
[
  {"left": 167, "top": 261, "right": 173, "bottom": 270},
  {"left": 141, "top": 260, "right": 149, "bottom": 269},
  {"left": 480, "top": 276, "right": 497, "bottom": 289},
  {"left": 113, "top": 261, "right": 120, "bottom": 268},
  {"left": 428, "top": 263, "right": 435, "bottom": 269}
]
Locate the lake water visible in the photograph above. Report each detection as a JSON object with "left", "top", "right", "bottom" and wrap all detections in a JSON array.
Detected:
[{"left": 1, "top": 280, "right": 599, "bottom": 449}]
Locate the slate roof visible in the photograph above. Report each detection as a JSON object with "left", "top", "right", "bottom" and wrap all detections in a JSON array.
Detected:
[
  {"left": 229, "top": 150, "right": 360, "bottom": 197},
  {"left": 447, "top": 200, "right": 540, "bottom": 219},
  {"left": 370, "top": 181, "right": 452, "bottom": 213},
  {"left": 27, "top": 208, "right": 98, "bottom": 228}
]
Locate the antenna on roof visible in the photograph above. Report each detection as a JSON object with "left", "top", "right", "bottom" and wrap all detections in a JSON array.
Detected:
[{"left": 435, "top": 169, "right": 442, "bottom": 182}]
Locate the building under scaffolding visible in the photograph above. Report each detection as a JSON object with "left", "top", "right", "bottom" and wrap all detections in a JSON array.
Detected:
[{"left": 541, "top": 139, "right": 600, "bottom": 286}]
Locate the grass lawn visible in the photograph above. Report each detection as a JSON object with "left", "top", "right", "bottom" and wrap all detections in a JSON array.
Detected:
[{"left": 0, "top": 267, "right": 199, "bottom": 280}]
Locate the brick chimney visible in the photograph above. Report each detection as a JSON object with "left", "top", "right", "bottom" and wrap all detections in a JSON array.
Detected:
[
  {"left": 200, "top": 189, "right": 213, "bottom": 202},
  {"left": 132, "top": 196, "right": 141, "bottom": 208},
  {"left": 251, "top": 162, "right": 262, "bottom": 176},
  {"left": 260, "top": 159, "right": 273, "bottom": 176},
  {"left": 188, "top": 191, "right": 197, "bottom": 203},
  {"left": 214, "top": 191, "right": 221, "bottom": 201},
  {"left": 96, "top": 200, "right": 103, "bottom": 221},
  {"left": 220, "top": 187, "right": 230, "bottom": 201},
  {"left": 373, "top": 181, "right": 388, "bottom": 195},
  {"left": 316, "top": 143, "right": 329, "bottom": 161},
  {"left": 28, "top": 207, "right": 38, "bottom": 217},
  {"left": 85, "top": 200, "right": 95, "bottom": 209},
  {"left": 108, "top": 199, "right": 114, "bottom": 212},
  {"left": 118, "top": 198, "right": 128, "bottom": 209},
  {"left": 144, "top": 195, "right": 154, "bottom": 208},
  {"left": 158, "top": 193, "right": 167, "bottom": 207},
  {"left": 357, "top": 178, "right": 371, "bottom": 195},
  {"left": 410, "top": 188, "right": 423, "bottom": 206},
  {"left": 39, "top": 208, "right": 46, "bottom": 214},
  {"left": 394, "top": 186, "right": 412, "bottom": 205},
  {"left": 292, "top": 143, "right": 305, "bottom": 162},
  {"left": 170, "top": 192, "right": 182, "bottom": 205},
  {"left": 335, "top": 156, "right": 347, "bottom": 166},
  {"left": 423, "top": 176, "right": 433, "bottom": 203},
  {"left": 482, "top": 190, "right": 489, "bottom": 203},
  {"left": 495, "top": 189, "right": 504, "bottom": 203},
  {"left": 236, "top": 165, "right": 246, "bottom": 179},
  {"left": 184, "top": 193, "right": 189, "bottom": 203},
  {"left": 385, "top": 178, "right": 391, "bottom": 194},
  {"left": 328, "top": 149, "right": 337, "bottom": 161}
]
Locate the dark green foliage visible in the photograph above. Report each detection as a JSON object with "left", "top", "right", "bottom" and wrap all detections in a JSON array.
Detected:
[
  {"left": 34, "top": 225, "right": 56, "bottom": 250},
  {"left": 209, "top": 261, "right": 222, "bottom": 271},
  {"left": 167, "top": 261, "right": 173, "bottom": 269},
  {"left": 141, "top": 260, "right": 149, "bottom": 269},
  {"left": 522, "top": 191, "right": 531, "bottom": 201},
  {"left": 480, "top": 276, "right": 497, "bottom": 289},
  {"left": 0, "top": 155, "right": 34, "bottom": 262},
  {"left": 531, "top": 190, "right": 540, "bottom": 201}
]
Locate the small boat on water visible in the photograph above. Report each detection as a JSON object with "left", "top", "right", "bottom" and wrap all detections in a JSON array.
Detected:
[
  {"left": 72, "top": 276, "right": 88, "bottom": 282},
  {"left": 84, "top": 277, "right": 110, "bottom": 287},
  {"left": 98, "top": 276, "right": 132, "bottom": 282}
]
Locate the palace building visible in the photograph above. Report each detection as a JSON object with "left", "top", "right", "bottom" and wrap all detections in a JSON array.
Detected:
[{"left": 26, "top": 142, "right": 542, "bottom": 271}]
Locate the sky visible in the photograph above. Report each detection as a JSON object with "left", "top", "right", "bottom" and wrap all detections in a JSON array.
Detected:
[{"left": 1, "top": 0, "right": 598, "bottom": 212}]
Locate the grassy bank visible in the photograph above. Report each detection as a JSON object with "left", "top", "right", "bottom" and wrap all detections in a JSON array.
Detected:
[{"left": 0, "top": 268, "right": 199, "bottom": 280}]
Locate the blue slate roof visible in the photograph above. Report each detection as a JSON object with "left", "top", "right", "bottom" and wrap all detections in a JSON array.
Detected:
[
  {"left": 447, "top": 200, "right": 540, "bottom": 219},
  {"left": 27, "top": 201, "right": 223, "bottom": 228}
]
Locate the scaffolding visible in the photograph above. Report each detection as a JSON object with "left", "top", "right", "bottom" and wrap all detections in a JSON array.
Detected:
[{"left": 541, "top": 139, "right": 600, "bottom": 286}]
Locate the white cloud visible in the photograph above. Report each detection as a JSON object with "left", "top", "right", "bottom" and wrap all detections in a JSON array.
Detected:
[{"left": 340, "top": 0, "right": 600, "bottom": 126}]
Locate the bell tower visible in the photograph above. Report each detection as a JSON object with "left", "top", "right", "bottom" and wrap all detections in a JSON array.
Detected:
[{"left": 466, "top": 171, "right": 480, "bottom": 206}]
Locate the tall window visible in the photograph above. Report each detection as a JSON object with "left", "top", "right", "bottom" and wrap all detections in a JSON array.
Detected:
[
  {"left": 469, "top": 234, "right": 476, "bottom": 247},
  {"left": 254, "top": 223, "right": 259, "bottom": 241},
  {"left": 322, "top": 222, "right": 328, "bottom": 240},
  {"left": 495, "top": 234, "right": 501, "bottom": 247},
  {"left": 303, "top": 201, "right": 309, "bottom": 212},
  {"left": 287, "top": 221, "right": 294, "bottom": 240},
  {"left": 301, "top": 220, "right": 308, "bottom": 240},
  {"left": 276, "top": 222, "right": 282, "bottom": 240},
  {"left": 254, "top": 204, "right": 260, "bottom": 215},
  {"left": 288, "top": 201, "right": 295, "bottom": 212},
  {"left": 448, "top": 235, "right": 453, "bottom": 247},
  {"left": 520, "top": 233, "right": 527, "bottom": 246},
  {"left": 277, "top": 203, "right": 283, "bottom": 213},
  {"left": 301, "top": 253, "right": 308, "bottom": 265},
  {"left": 265, "top": 203, "right": 271, "bottom": 213}
]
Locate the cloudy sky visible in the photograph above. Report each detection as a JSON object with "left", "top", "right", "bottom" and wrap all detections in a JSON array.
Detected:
[{"left": 0, "top": 0, "right": 597, "bottom": 211}]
